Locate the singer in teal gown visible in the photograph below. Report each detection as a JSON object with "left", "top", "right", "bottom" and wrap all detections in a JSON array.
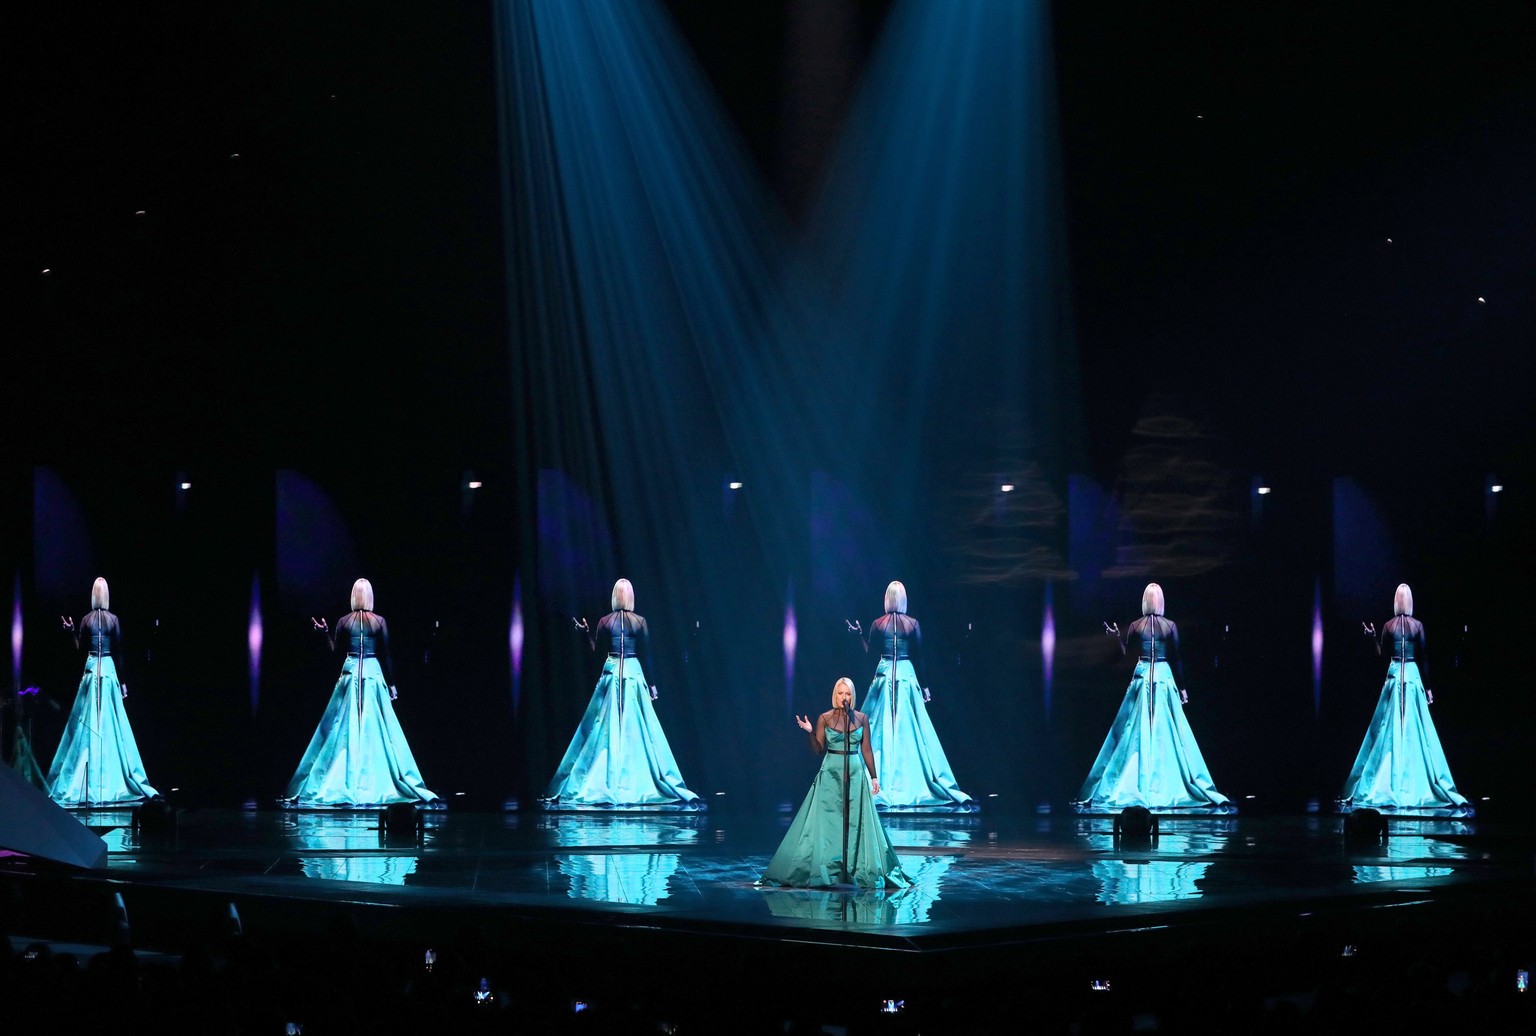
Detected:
[
  {"left": 1075, "top": 583, "right": 1232, "bottom": 814},
  {"left": 759, "top": 678, "right": 911, "bottom": 889},
  {"left": 543, "top": 580, "right": 699, "bottom": 808},
  {"left": 1339, "top": 584, "right": 1471, "bottom": 815},
  {"left": 48, "top": 578, "right": 160, "bottom": 806},
  {"left": 282, "top": 579, "right": 438, "bottom": 808},
  {"left": 857, "top": 581, "right": 974, "bottom": 810}
]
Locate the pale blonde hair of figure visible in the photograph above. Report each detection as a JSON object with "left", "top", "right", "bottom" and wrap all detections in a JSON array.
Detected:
[
  {"left": 611, "top": 578, "right": 635, "bottom": 613},
  {"left": 1141, "top": 582, "right": 1166, "bottom": 617},
  {"left": 1393, "top": 583, "right": 1414, "bottom": 617},
  {"left": 883, "top": 580, "right": 908, "bottom": 615},
  {"left": 831, "top": 676, "right": 857, "bottom": 710},
  {"left": 350, "top": 578, "right": 375, "bottom": 612},
  {"left": 90, "top": 577, "right": 110, "bottom": 611}
]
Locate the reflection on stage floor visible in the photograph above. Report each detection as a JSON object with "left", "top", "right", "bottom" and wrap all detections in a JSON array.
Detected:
[{"left": 58, "top": 808, "right": 1515, "bottom": 947}]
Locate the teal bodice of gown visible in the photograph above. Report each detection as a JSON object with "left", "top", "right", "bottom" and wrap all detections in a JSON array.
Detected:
[
  {"left": 284, "top": 656, "right": 437, "bottom": 807},
  {"left": 1075, "top": 660, "right": 1232, "bottom": 813},
  {"left": 1339, "top": 660, "right": 1470, "bottom": 814},
  {"left": 544, "top": 656, "right": 699, "bottom": 807},
  {"left": 47, "top": 655, "right": 159, "bottom": 806},
  {"left": 863, "top": 659, "right": 973, "bottom": 809},
  {"left": 759, "top": 725, "right": 912, "bottom": 889}
]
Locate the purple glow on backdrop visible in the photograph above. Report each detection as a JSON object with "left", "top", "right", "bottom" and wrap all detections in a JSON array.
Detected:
[
  {"left": 248, "top": 575, "right": 263, "bottom": 716},
  {"left": 510, "top": 576, "right": 525, "bottom": 713},
  {"left": 783, "top": 595, "right": 798, "bottom": 713},
  {"left": 1311, "top": 580, "right": 1324, "bottom": 718},
  {"left": 11, "top": 574, "right": 21, "bottom": 690},
  {"left": 1041, "top": 583, "right": 1056, "bottom": 717}
]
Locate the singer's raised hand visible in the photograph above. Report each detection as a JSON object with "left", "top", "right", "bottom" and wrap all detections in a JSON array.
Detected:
[
  {"left": 311, "top": 616, "right": 328, "bottom": 633},
  {"left": 61, "top": 615, "right": 75, "bottom": 633},
  {"left": 573, "top": 616, "right": 589, "bottom": 632},
  {"left": 1103, "top": 621, "right": 1119, "bottom": 637},
  {"left": 1361, "top": 622, "right": 1375, "bottom": 637},
  {"left": 794, "top": 714, "right": 814, "bottom": 734},
  {"left": 845, "top": 619, "right": 862, "bottom": 634}
]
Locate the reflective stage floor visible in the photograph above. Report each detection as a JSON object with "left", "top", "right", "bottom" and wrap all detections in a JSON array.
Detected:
[
  {"left": 37, "top": 807, "right": 1527, "bottom": 950},
  {"left": 7, "top": 807, "right": 1532, "bottom": 1031}
]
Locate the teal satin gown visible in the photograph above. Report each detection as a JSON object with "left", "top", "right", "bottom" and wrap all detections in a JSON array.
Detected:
[
  {"left": 863, "top": 659, "right": 974, "bottom": 809},
  {"left": 759, "top": 725, "right": 912, "bottom": 889},
  {"left": 283, "top": 656, "right": 438, "bottom": 807},
  {"left": 1339, "top": 661, "right": 1470, "bottom": 814},
  {"left": 544, "top": 657, "right": 699, "bottom": 808},
  {"left": 47, "top": 656, "right": 159, "bottom": 806},
  {"left": 1075, "top": 660, "right": 1232, "bottom": 813}
]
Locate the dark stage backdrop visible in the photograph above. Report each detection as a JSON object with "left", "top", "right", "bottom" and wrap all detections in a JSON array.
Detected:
[{"left": 7, "top": 2, "right": 1531, "bottom": 809}]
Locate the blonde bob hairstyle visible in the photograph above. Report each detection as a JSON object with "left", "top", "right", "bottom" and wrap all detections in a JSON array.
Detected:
[
  {"left": 883, "top": 580, "right": 908, "bottom": 615},
  {"left": 1141, "top": 582, "right": 1166, "bottom": 617},
  {"left": 1393, "top": 583, "right": 1414, "bottom": 617},
  {"left": 831, "top": 676, "right": 857, "bottom": 709},
  {"left": 611, "top": 578, "right": 635, "bottom": 613},
  {"left": 350, "top": 578, "right": 375, "bottom": 612},
  {"left": 90, "top": 577, "right": 110, "bottom": 611}
]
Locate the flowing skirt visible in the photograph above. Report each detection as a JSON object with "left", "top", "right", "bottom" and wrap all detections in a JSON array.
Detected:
[
  {"left": 544, "top": 658, "right": 699, "bottom": 807},
  {"left": 1339, "top": 661, "right": 1470, "bottom": 814},
  {"left": 760, "top": 746, "right": 911, "bottom": 889},
  {"left": 47, "top": 656, "right": 159, "bottom": 806},
  {"left": 862, "top": 659, "right": 974, "bottom": 809},
  {"left": 1075, "top": 660, "right": 1232, "bottom": 813},
  {"left": 283, "top": 657, "right": 438, "bottom": 807}
]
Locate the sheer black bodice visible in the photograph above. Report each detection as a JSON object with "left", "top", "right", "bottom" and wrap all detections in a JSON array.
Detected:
[
  {"left": 867, "top": 613, "right": 922, "bottom": 665},
  {"left": 1377, "top": 615, "right": 1427, "bottom": 681},
  {"left": 329, "top": 610, "right": 395, "bottom": 685},
  {"left": 72, "top": 609, "right": 126, "bottom": 679},
  {"left": 590, "top": 611, "right": 653, "bottom": 674},
  {"left": 1119, "top": 615, "right": 1183, "bottom": 684}
]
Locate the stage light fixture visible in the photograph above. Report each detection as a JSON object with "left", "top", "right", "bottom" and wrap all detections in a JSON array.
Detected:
[
  {"left": 467, "top": 480, "right": 483, "bottom": 489},
  {"left": 132, "top": 797, "right": 176, "bottom": 836},
  {"left": 1256, "top": 486, "right": 1271, "bottom": 495},
  {"left": 380, "top": 803, "right": 423, "bottom": 847},
  {"left": 179, "top": 482, "right": 191, "bottom": 490},
  {"left": 728, "top": 481, "right": 743, "bottom": 490},
  {"left": 1000, "top": 483, "right": 1015, "bottom": 492},
  {"left": 1490, "top": 484, "right": 1503, "bottom": 493}
]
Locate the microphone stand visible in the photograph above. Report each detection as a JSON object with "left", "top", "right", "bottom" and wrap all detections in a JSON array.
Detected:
[
  {"left": 842, "top": 703, "right": 852, "bottom": 885},
  {"left": 93, "top": 609, "right": 103, "bottom": 805},
  {"left": 617, "top": 609, "right": 626, "bottom": 726}
]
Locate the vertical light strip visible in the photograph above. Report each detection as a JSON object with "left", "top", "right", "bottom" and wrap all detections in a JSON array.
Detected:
[
  {"left": 248, "top": 574, "right": 263, "bottom": 716},
  {"left": 783, "top": 585, "right": 798, "bottom": 714},
  {"left": 10, "top": 573, "right": 22, "bottom": 691},
  {"left": 1311, "top": 579, "right": 1324, "bottom": 719},
  {"left": 1041, "top": 581, "right": 1055, "bottom": 717},
  {"left": 510, "top": 574, "right": 525, "bottom": 714}
]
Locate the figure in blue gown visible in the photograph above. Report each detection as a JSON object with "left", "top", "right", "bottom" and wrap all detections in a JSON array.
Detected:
[
  {"left": 1075, "top": 583, "right": 1232, "bottom": 814},
  {"left": 48, "top": 577, "right": 160, "bottom": 806},
  {"left": 283, "top": 579, "right": 437, "bottom": 808},
  {"left": 1339, "top": 583, "right": 1470, "bottom": 815},
  {"left": 760, "top": 678, "right": 911, "bottom": 889},
  {"left": 853, "top": 581, "right": 973, "bottom": 810},
  {"left": 543, "top": 579, "right": 699, "bottom": 809}
]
